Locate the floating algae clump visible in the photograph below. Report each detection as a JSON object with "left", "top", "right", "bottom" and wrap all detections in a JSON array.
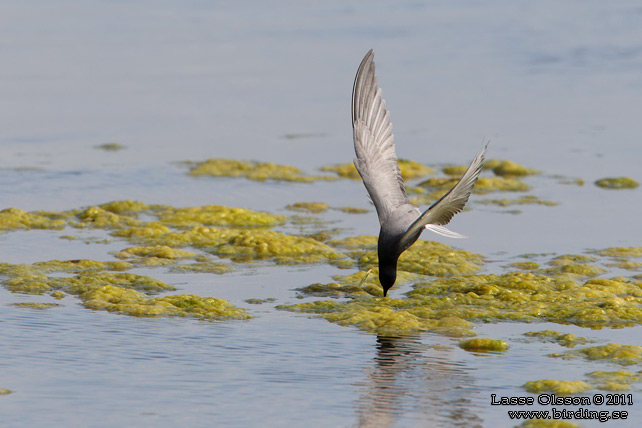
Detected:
[
  {"left": 592, "top": 246, "right": 642, "bottom": 270},
  {"left": 548, "top": 254, "right": 597, "bottom": 265},
  {"left": 397, "top": 240, "right": 484, "bottom": 276},
  {"left": 418, "top": 177, "right": 460, "bottom": 190},
  {"left": 279, "top": 298, "right": 476, "bottom": 336},
  {"left": 1, "top": 258, "right": 248, "bottom": 321},
  {"left": 607, "top": 260, "right": 642, "bottom": 270},
  {"left": 115, "top": 246, "right": 195, "bottom": 260},
  {"left": 332, "top": 268, "right": 422, "bottom": 297},
  {"left": 479, "top": 195, "right": 557, "bottom": 207},
  {"left": 73, "top": 206, "right": 141, "bottom": 229},
  {"left": 408, "top": 272, "right": 642, "bottom": 327},
  {"left": 96, "top": 142, "right": 125, "bottom": 151},
  {"left": 99, "top": 200, "right": 148, "bottom": 215},
  {"left": 509, "top": 262, "right": 539, "bottom": 270},
  {"left": 245, "top": 298, "right": 276, "bottom": 305},
  {"left": 296, "top": 282, "right": 376, "bottom": 298},
  {"left": 541, "top": 255, "right": 606, "bottom": 278},
  {"left": 4, "top": 274, "right": 54, "bottom": 294},
  {"left": 64, "top": 200, "right": 284, "bottom": 233},
  {"left": 586, "top": 370, "right": 642, "bottom": 391},
  {"left": 396, "top": 159, "right": 435, "bottom": 179},
  {"left": 29, "top": 200, "right": 149, "bottom": 230},
  {"left": 156, "top": 205, "right": 285, "bottom": 228},
  {"left": 489, "top": 160, "right": 538, "bottom": 177},
  {"left": 334, "top": 237, "right": 484, "bottom": 277},
  {"left": 285, "top": 202, "right": 329, "bottom": 213},
  {"left": 284, "top": 251, "right": 642, "bottom": 334},
  {"left": 70, "top": 272, "right": 176, "bottom": 294},
  {"left": 325, "top": 304, "right": 431, "bottom": 335},
  {"left": 2, "top": 267, "right": 175, "bottom": 296},
  {"left": 114, "top": 220, "right": 345, "bottom": 265},
  {"left": 0, "top": 208, "right": 66, "bottom": 231},
  {"left": 442, "top": 165, "right": 469, "bottom": 176},
  {"left": 212, "top": 229, "right": 345, "bottom": 264},
  {"left": 552, "top": 343, "right": 642, "bottom": 366},
  {"left": 12, "top": 302, "right": 60, "bottom": 310},
  {"left": 303, "top": 269, "right": 422, "bottom": 298},
  {"left": 595, "top": 177, "right": 639, "bottom": 189},
  {"left": 187, "top": 158, "right": 335, "bottom": 183},
  {"left": 522, "top": 379, "right": 592, "bottom": 395},
  {"left": 543, "top": 254, "right": 605, "bottom": 277},
  {"left": 524, "top": 330, "right": 590, "bottom": 348},
  {"left": 592, "top": 246, "right": 642, "bottom": 258},
  {"left": 334, "top": 269, "right": 420, "bottom": 288},
  {"left": 459, "top": 338, "right": 509, "bottom": 352},
  {"left": 169, "top": 261, "right": 233, "bottom": 274},
  {"left": 474, "top": 177, "right": 531, "bottom": 193},
  {"left": 329, "top": 235, "right": 378, "bottom": 250},
  {"left": 111, "top": 222, "right": 173, "bottom": 242},
  {"left": 297, "top": 269, "right": 420, "bottom": 299},
  {"left": 0, "top": 259, "right": 131, "bottom": 276},
  {"left": 321, "top": 159, "right": 433, "bottom": 180},
  {"left": 559, "top": 178, "right": 585, "bottom": 186},
  {"left": 81, "top": 285, "right": 251, "bottom": 320},
  {"left": 335, "top": 206, "right": 369, "bottom": 214},
  {"left": 320, "top": 163, "right": 361, "bottom": 179},
  {"left": 420, "top": 176, "right": 530, "bottom": 193}
]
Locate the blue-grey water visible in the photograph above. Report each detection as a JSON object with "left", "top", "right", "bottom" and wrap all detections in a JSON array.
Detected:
[{"left": 2, "top": 1, "right": 642, "bottom": 427}]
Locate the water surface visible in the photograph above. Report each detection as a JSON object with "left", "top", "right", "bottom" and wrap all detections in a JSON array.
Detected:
[{"left": 2, "top": 1, "right": 642, "bottom": 427}]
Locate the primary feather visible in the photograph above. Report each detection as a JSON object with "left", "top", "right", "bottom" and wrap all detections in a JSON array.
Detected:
[{"left": 352, "top": 49, "right": 409, "bottom": 225}]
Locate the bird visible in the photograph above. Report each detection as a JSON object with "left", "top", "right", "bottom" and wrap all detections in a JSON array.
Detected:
[{"left": 351, "top": 49, "right": 487, "bottom": 297}]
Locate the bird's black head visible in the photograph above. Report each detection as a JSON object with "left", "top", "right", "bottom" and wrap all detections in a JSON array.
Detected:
[
  {"left": 378, "top": 232, "right": 400, "bottom": 297},
  {"left": 378, "top": 259, "right": 398, "bottom": 297}
]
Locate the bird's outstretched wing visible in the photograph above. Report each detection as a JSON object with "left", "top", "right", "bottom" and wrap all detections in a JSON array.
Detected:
[
  {"left": 398, "top": 143, "right": 487, "bottom": 249},
  {"left": 352, "top": 49, "right": 409, "bottom": 225}
]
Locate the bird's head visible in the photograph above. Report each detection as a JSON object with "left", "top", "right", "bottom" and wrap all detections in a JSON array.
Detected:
[
  {"left": 378, "top": 259, "right": 398, "bottom": 297},
  {"left": 377, "top": 232, "right": 401, "bottom": 297}
]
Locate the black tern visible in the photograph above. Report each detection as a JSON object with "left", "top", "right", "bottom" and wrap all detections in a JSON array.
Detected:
[{"left": 351, "top": 50, "right": 487, "bottom": 297}]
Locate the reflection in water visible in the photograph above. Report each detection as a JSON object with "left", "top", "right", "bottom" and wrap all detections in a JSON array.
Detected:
[{"left": 355, "top": 335, "right": 484, "bottom": 428}]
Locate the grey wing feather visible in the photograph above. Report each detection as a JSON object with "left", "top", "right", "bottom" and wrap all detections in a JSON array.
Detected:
[
  {"left": 399, "top": 143, "right": 487, "bottom": 248},
  {"left": 352, "top": 50, "right": 409, "bottom": 225}
]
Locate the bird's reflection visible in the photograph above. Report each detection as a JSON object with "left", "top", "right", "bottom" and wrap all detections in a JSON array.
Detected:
[{"left": 355, "top": 335, "right": 484, "bottom": 428}]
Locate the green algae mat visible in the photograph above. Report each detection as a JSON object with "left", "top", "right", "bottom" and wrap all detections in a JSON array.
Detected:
[
  {"left": 3, "top": 197, "right": 642, "bottom": 333},
  {"left": 2, "top": 156, "right": 641, "bottom": 332},
  {"left": 2, "top": 157, "right": 642, "bottom": 406}
]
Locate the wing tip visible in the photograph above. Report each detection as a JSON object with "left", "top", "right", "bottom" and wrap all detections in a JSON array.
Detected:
[
  {"left": 356, "top": 49, "right": 375, "bottom": 79},
  {"left": 352, "top": 50, "right": 377, "bottom": 123}
]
